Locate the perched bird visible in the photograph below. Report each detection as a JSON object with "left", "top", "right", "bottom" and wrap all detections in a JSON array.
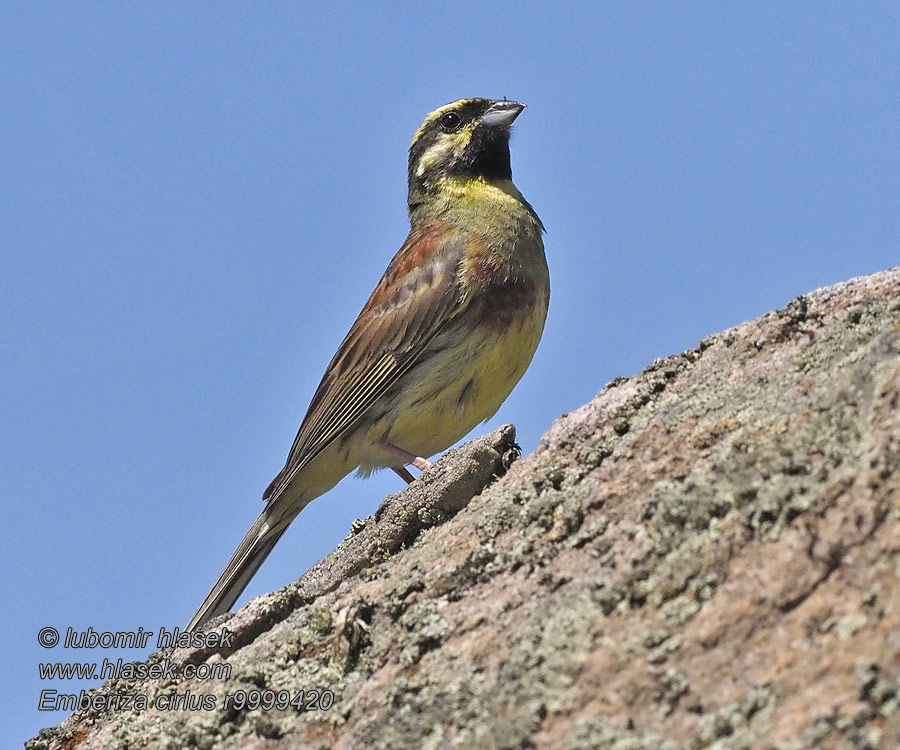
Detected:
[{"left": 187, "top": 98, "right": 549, "bottom": 632}]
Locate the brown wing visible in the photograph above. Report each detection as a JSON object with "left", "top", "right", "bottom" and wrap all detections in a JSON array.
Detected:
[{"left": 264, "top": 221, "right": 466, "bottom": 501}]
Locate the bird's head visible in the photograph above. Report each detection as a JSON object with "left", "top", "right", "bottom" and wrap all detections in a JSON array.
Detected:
[{"left": 407, "top": 98, "right": 525, "bottom": 213}]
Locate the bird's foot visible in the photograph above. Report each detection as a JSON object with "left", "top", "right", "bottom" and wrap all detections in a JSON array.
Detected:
[
  {"left": 385, "top": 443, "right": 433, "bottom": 484},
  {"left": 392, "top": 466, "right": 416, "bottom": 484}
]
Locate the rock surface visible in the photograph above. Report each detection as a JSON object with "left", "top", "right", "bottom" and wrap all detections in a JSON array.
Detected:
[{"left": 29, "top": 268, "right": 900, "bottom": 750}]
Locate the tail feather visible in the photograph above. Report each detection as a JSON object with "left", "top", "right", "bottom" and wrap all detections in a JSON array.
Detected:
[{"left": 186, "top": 512, "right": 289, "bottom": 632}]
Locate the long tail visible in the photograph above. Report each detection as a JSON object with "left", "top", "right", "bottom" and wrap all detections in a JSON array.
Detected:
[{"left": 186, "top": 510, "right": 290, "bottom": 632}]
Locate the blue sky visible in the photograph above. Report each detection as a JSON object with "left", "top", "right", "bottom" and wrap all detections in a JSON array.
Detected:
[{"left": 4, "top": 2, "right": 898, "bottom": 744}]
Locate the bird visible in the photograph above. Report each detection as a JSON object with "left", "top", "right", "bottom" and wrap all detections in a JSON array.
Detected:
[{"left": 187, "top": 98, "right": 549, "bottom": 632}]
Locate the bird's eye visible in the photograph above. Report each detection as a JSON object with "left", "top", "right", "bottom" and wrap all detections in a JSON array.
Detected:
[{"left": 439, "top": 111, "right": 462, "bottom": 131}]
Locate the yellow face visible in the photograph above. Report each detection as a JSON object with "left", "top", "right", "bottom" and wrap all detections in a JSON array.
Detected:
[
  {"left": 407, "top": 98, "right": 525, "bottom": 213},
  {"left": 410, "top": 99, "right": 484, "bottom": 178},
  {"left": 411, "top": 99, "right": 483, "bottom": 143}
]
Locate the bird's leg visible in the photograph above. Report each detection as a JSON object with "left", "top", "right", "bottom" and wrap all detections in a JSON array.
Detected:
[
  {"left": 392, "top": 466, "right": 416, "bottom": 484},
  {"left": 384, "top": 443, "right": 434, "bottom": 474}
]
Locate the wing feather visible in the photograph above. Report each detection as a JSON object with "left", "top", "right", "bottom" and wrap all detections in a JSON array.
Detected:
[{"left": 264, "top": 223, "right": 465, "bottom": 501}]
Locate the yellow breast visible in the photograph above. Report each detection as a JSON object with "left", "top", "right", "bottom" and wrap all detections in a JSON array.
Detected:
[{"left": 353, "top": 288, "right": 548, "bottom": 469}]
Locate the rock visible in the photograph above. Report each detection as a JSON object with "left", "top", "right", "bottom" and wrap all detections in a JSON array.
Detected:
[{"left": 29, "top": 268, "right": 900, "bottom": 750}]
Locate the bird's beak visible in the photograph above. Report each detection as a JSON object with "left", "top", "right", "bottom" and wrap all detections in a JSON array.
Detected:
[{"left": 480, "top": 99, "right": 526, "bottom": 127}]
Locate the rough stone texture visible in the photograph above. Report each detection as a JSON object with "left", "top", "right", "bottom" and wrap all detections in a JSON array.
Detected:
[{"left": 29, "top": 268, "right": 900, "bottom": 750}]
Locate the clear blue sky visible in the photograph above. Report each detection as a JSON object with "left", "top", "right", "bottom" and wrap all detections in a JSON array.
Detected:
[{"left": 4, "top": 3, "right": 898, "bottom": 744}]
